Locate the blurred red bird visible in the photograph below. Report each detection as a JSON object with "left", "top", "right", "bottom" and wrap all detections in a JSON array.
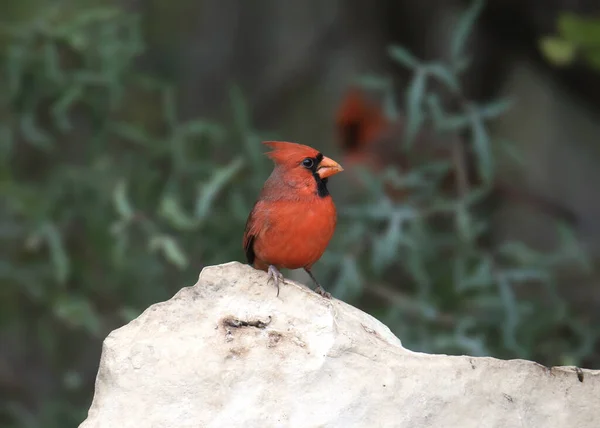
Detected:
[
  {"left": 243, "top": 141, "right": 344, "bottom": 298},
  {"left": 334, "top": 86, "right": 578, "bottom": 224}
]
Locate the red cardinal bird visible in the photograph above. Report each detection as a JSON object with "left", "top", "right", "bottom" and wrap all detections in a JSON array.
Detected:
[{"left": 243, "top": 141, "right": 344, "bottom": 298}]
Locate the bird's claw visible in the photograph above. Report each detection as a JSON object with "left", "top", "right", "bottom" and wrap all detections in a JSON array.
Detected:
[
  {"left": 267, "top": 265, "right": 285, "bottom": 297},
  {"left": 314, "top": 285, "right": 332, "bottom": 299},
  {"left": 304, "top": 268, "right": 332, "bottom": 299}
]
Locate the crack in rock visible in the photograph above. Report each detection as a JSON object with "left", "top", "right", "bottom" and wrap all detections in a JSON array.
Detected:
[{"left": 221, "top": 315, "right": 272, "bottom": 329}]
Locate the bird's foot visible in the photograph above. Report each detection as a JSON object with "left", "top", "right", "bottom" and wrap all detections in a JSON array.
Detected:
[
  {"left": 313, "top": 285, "right": 332, "bottom": 299},
  {"left": 304, "top": 267, "right": 332, "bottom": 299},
  {"left": 267, "top": 265, "right": 285, "bottom": 297}
]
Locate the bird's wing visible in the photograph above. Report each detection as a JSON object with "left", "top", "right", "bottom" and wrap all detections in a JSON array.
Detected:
[{"left": 242, "top": 200, "right": 265, "bottom": 265}]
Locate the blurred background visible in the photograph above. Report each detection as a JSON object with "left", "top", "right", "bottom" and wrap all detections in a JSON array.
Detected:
[{"left": 2, "top": 0, "right": 600, "bottom": 426}]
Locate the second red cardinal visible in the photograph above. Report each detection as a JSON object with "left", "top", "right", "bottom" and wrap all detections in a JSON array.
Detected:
[
  {"left": 334, "top": 86, "right": 577, "bottom": 224},
  {"left": 243, "top": 141, "right": 344, "bottom": 298}
]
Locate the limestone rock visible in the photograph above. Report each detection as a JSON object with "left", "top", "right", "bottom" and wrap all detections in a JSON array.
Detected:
[{"left": 80, "top": 262, "right": 600, "bottom": 428}]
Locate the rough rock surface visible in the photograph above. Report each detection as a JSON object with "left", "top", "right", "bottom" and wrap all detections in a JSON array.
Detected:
[{"left": 80, "top": 262, "right": 600, "bottom": 428}]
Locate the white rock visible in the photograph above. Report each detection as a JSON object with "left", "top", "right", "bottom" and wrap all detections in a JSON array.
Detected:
[{"left": 80, "top": 262, "right": 600, "bottom": 428}]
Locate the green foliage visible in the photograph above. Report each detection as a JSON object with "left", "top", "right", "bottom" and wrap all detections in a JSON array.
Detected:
[
  {"left": 0, "top": 4, "right": 267, "bottom": 427},
  {"left": 0, "top": 1, "right": 596, "bottom": 427},
  {"left": 540, "top": 12, "right": 600, "bottom": 69},
  {"left": 329, "top": 0, "right": 595, "bottom": 362}
]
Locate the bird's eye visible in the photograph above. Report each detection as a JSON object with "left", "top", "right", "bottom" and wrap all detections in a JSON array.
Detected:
[{"left": 302, "top": 158, "right": 314, "bottom": 169}]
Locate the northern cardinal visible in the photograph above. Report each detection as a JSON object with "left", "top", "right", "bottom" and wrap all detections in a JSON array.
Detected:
[
  {"left": 335, "top": 86, "right": 577, "bottom": 225},
  {"left": 243, "top": 141, "right": 344, "bottom": 298}
]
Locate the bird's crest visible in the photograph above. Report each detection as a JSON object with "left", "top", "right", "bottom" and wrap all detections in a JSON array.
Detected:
[{"left": 263, "top": 141, "right": 321, "bottom": 165}]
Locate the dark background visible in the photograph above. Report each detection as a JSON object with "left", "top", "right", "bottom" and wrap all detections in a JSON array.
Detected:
[{"left": 2, "top": 0, "right": 600, "bottom": 426}]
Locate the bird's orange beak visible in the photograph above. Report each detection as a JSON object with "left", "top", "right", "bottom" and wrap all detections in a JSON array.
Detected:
[{"left": 317, "top": 156, "right": 344, "bottom": 179}]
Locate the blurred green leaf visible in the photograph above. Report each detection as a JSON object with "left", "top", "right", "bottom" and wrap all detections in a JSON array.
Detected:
[
  {"left": 159, "top": 195, "right": 198, "bottom": 230},
  {"left": 195, "top": 157, "right": 244, "bottom": 220},
  {"left": 426, "top": 94, "right": 444, "bottom": 123},
  {"left": 501, "top": 268, "right": 549, "bottom": 284},
  {"left": 112, "top": 180, "right": 134, "bottom": 220},
  {"left": 404, "top": 69, "right": 426, "bottom": 148},
  {"left": 427, "top": 62, "right": 460, "bottom": 93},
  {"left": 539, "top": 36, "right": 576, "bottom": 66},
  {"left": 451, "top": 0, "right": 485, "bottom": 65},
  {"left": 455, "top": 201, "right": 473, "bottom": 242},
  {"left": 53, "top": 294, "right": 100, "bottom": 335},
  {"left": 436, "top": 112, "right": 471, "bottom": 132},
  {"left": 555, "top": 223, "right": 592, "bottom": 272},
  {"left": 470, "top": 111, "right": 494, "bottom": 185},
  {"left": 558, "top": 13, "right": 600, "bottom": 46},
  {"left": 497, "top": 241, "right": 539, "bottom": 264},
  {"left": 371, "top": 214, "right": 403, "bottom": 273},
  {"left": 52, "top": 85, "right": 83, "bottom": 132},
  {"left": 41, "top": 223, "right": 70, "bottom": 287},
  {"left": 149, "top": 234, "right": 188, "bottom": 269},
  {"left": 495, "top": 274, "right": 523, "bottom": 355},
  {"left": 479, "top": 98, "right": 514, "bottom": 119},
  {"left": 459, "top": 255, "right": 494, "bottom": 290},
  {"left": 388, "top": 45, "right": 420, "bottom": 69},
  {"left": 355, "top": 74, "right": 393, "bottom": 91},
  {"left": 20, "top": 112, "right": 53, "bottom": 150}
]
